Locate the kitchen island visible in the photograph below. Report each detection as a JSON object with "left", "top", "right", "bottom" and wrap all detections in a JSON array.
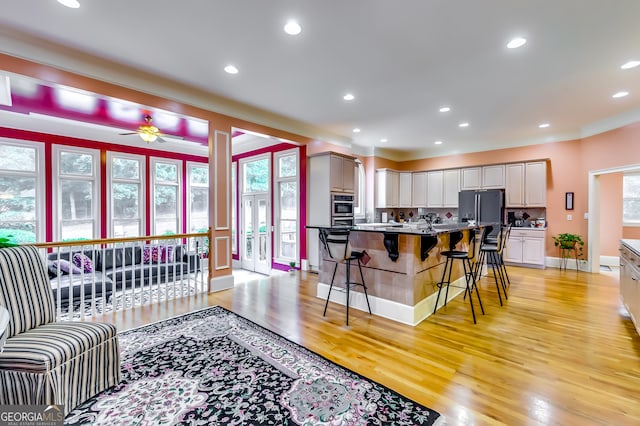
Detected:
[{"left": 307, "top": 223, "right": 494, "bottom": 325}]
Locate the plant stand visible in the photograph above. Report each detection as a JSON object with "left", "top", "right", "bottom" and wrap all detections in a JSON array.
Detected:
[{"left": 559, "top": 245, "right": 579, "bottom": 271}]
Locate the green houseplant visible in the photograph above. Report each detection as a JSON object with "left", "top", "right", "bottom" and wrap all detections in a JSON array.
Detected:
[
  {"left": 289, "top": 261, "right": 297, "bottom": 273},
  {"left": 552, "top": 233, "right": 585, "bottom": 259}
]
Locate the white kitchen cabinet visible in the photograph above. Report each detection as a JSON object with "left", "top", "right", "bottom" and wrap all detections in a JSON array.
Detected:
[
  {"left": 412, "top": 172, "right": 428, "bottom": 207},
  {"left": 329, "top": 154, "right": 356, "bottom": 193},
  {"left": 443, "top": 169, "right": 460, "bottom": 207},
  {"left": 399, "top": 172, "right": 413, "bottom": 207},
  {"left": 620, "top": 241, "right": 640, "bottom": 336},
  {"left": 505, "top": 163, "right": 525, "bottom": 207},
  {"left": 482, "top": 164, "right": 506, "bottom": 189},
  {"left": 426, "top": 170, "right": 444, "bottom": 207},
  {"left": 525, "top": 161, "right": 546, "bottom": 207},
  {"left": 504, "top": 228, "right": 546, "bottom": 268},
  {"left": 376, "top": 169, "right": 400, "bottom": 208},
  {"left": 461, "top": 167, "right": 482, "bottom": 190},
  {"left": 505, "top": 161, "right": 547, "bottom": 207}
]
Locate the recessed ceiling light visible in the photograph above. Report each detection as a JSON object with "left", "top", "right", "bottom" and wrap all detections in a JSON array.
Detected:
[
  {"left": 284, "top": 20, "right": 302, "bottom": 35},
  {"left": 380, "top": 138, "right": 388, "bottom": 143},
  {"left": 224, "top": 65, "right": 239, "bottom": 75},
  {"left": 507, "top": 37, "right": 527, "bottom": 49},
  {"left": 612, "top": 91, "right": 629, "bottom": 98},
  {"left": 343, "top": 93, "right": 355, "bottom": 101},
  {"left": 538, "top": 123, "right": 550, "bottom": 128},
  {"left": 458, "top": 122, "right": 469, "bottom": 128},
  {"left": 621, "top": 60, "right": 640, "bottom": 70},
  {"left": 434, "top": 140, "right": 443, "bottom": 145},
  {"left": 439, "top": 106, "right": 451, "bottom": 112},
  {"left": 57, "top": 0, "right": 80, "bottom": 8},
  {"left": 353, "top": 128, "right": 361, "bottom": 133}
]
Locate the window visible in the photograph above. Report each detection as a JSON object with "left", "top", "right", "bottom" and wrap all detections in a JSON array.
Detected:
[
  {"left": 108, "top": 153, "right": 145, "bottom": 238},
  {"left": 151, "top": 158, "right": 182, "bottom": 235},
  {"left": 623, "top": 173, "right": 640, "bottom": 225},
  {"left": 0, "top": 140, "right": 44, "bottom": 244},
  {"left": 274, "top": 149, "right": 298, "bottom": 263},
  {"left": 53, "top": 146, "right": 99, "bottom": 241},
  {"left": 354, "top": 160, "right": 366, "bottom": 218},
  {"left": 187, "top": 162, "right": 209, "bottom": 233},
  {"left": 243, "top": 157, "right": 269, "bottom": 193},
  {"left": 232, "top": 162, "right": 237, "bottom": 254}
]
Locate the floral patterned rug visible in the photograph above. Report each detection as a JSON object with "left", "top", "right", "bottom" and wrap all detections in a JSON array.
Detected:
[{"left": 64, "top": 306, "right": 443, "bottom": 425}]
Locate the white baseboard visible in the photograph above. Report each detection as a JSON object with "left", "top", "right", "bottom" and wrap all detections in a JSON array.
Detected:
[
  {"left": 600, "top": 255, "right": 619, "bottom": 267},
  {"left": 545, "top": 256, "right": 588, "bottom": 271},
  {"left": 317, "top": 276, "right": 467, "bottom": 326},
  {"left": 209, "top": 274, "right": 234, "bottom": 292}
]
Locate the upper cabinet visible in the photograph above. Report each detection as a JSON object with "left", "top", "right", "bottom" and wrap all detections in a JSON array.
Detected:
[
  {"left": 506, "top": 163, "right": 525, "bottom": 207},
  {"left": 524, "top": 162, "right": 546, "bottom": 207},
  {"left": 376, "top": 169, "right": 400, "bottom": 208},
  {"left": 398, "top": 172, "right": 413, "bottom": 207},
  {"left": 443, "top": 169, "right": 460, "bottom": 207},
  {"left": 482, "top": 164, "right": 506, "bottom": 189},
  {"left": 461, "top": 165, "right": 505, "bottom": 190},
  {"left": 505, "top": 161, "right": 547, "bottom": 207},
  {"left": 330, "top": 154, "right": 356, "bottom": 193},
  {"left": 412, "top": 172, "right": 428, "bottom": 207},
  {"left": 426, "top": 170, "right": 444, "bottom": 207},
  {"left": 460, "top": 167, "right": 482, "bottom": 190}
]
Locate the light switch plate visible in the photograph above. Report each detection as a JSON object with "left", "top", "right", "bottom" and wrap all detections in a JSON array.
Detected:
[{"left": 567, "top": 214, "right": 573, "bottom": 221}]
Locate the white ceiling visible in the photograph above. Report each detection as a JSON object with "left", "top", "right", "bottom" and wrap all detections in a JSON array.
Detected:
[{"left": 1, "top": 0, "right": 640, "bottom": 160}]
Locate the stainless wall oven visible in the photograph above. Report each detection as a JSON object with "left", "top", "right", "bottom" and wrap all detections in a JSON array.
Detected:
[{"left": 331, "top": 193, "right": 354, "bottom": 217}]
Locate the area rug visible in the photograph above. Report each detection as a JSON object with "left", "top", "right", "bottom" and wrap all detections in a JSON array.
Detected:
[{"left": 64, "top": 306, "right": 443, "bottom": 425}]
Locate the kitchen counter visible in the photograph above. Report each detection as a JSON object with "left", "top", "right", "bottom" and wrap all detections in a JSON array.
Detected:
[{"left": 307, "top": 223, "right": 495, "bottom": 325}]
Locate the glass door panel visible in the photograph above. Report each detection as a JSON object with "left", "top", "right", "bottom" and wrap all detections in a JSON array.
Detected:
[{"left": 241, "top": 194, "right": 270, "bottom": 273}]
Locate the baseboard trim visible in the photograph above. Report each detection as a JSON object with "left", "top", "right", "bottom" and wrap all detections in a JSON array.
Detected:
[{"left": 210, "top": 274, "right": 234, "bottom": 292}]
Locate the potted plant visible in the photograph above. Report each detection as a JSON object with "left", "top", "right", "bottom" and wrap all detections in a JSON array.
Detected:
[
  {"left": 552, "top": 233, "right": 585, "bottom": 258},
  {"left": 288, "top": 261, "right": 297, "bottom": 274}
]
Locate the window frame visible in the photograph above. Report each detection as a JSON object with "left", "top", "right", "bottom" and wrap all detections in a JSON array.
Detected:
[
  {"left": 150, "top": 157, "right": 182, "bottom": 236},
  {"left": 273, "top": 148, "right": 299, "bottom": 265},
  {"left": 106, "top": 152, "right": 146, "bottom": 238},
  {"left": 0, "top": 138, "right": 45, "bottom": 243},
  {"left": 52, "top": 145, "right": 100, "bottom": 241},
  {"left": 231, "top": 161, "right": 237, "bottom": 255}
]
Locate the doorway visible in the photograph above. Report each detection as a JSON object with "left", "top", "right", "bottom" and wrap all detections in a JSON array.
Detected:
[{"left": 241, "top": 193, "right": 271, "bottom": 274}]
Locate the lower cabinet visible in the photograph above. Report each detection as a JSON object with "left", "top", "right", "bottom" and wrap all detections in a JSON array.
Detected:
[
  {"left": 504, "top": 228, "right": 546, "bottom": 268},
  {"left": 620, "top": 242, "right": 640, "bottom": 336}
]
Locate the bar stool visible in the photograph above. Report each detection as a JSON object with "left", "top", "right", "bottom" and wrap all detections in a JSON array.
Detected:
[
  {"left": 433, "top": 229, "right": 484, "bottom": 324},
  {"left": 319, "top": 228, "right": 372, "bottom": 326},
  {"left": 477, "top": 224, "right": 511, "bottom": 305}
]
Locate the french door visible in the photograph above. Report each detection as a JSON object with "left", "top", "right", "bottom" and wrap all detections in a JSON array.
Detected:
[{"left": 241, "top": 193, "right": 271, "bottom": 274}]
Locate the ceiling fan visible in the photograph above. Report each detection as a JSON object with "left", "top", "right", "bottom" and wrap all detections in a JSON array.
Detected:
[{"left": 119, "top": 114, "right": 170, "bottom": 143}]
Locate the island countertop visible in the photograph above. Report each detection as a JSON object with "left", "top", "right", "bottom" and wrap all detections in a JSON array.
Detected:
[
  {"left": 306, "top": 222, "right": 496, "bottom": 235},
  {"left": 308, "top": 223, "right": 496, "bottom": 325}
]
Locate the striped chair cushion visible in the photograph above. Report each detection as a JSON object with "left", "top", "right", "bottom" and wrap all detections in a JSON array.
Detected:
[
  {"left": 0, "top": 246, "right": 55, "bottom": 338},
  {"left": 0, "top": 321, "right": 117, "bottom": 373}
]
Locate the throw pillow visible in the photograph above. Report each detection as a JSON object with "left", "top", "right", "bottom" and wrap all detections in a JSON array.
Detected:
[
  {"left": 161, "top": 245, "right": 175, "bottom": 263},
  {"left": 143, "top": 246, "right": 161, "bottom": 264},
  {"left": 72, "top": 253, "right": 94, "bottom": 273},
  {"left": 51, "top": 259, "right": 83, "bottom": 275}
]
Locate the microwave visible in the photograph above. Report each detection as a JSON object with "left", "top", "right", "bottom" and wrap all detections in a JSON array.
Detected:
[{"left": 332, "top": 193, "right": 354, "bottom": 217}]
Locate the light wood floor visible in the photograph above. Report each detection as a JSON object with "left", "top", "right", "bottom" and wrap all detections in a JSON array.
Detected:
[{"left": 96, "top": 266, "right": 640, "bottom": 425}]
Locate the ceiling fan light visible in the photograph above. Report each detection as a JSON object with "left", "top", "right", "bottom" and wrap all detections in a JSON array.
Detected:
[{"left": 139, "top": 132, "right": 158, "bottom": 143}]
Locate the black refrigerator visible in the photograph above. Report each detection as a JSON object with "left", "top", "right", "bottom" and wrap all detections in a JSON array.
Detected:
[{"left": 458, "top": 189, "right": 504, "bottom": 237}]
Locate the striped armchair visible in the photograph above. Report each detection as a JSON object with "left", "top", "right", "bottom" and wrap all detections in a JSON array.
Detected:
[{"left": 0, "top": 246, "right": 121, "bottom": 415}]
